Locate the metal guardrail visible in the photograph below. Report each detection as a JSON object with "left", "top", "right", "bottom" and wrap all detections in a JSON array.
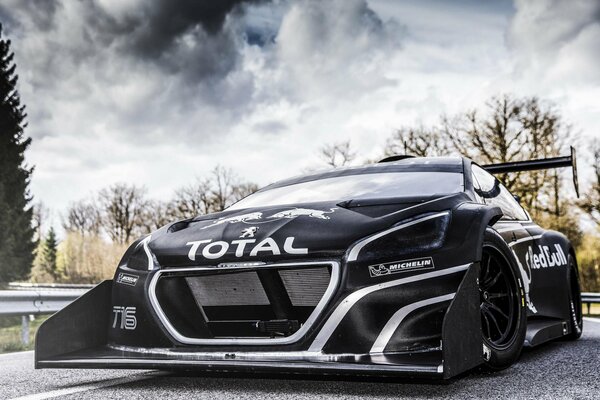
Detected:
[
  {"left": 8, "top": 282, "right": 95, "bottom": 290},
  {"left": 0, "top": 289, "right": 88, "bottom": 316},
  {"left": 582, "top": 292, "right": 600, "bottom": 316},
  {"left": 1, "top": 287, "right": 599, "bottom": 347},
  {"left": 0, "top": 288, "right": 88, "bottom": 345}
]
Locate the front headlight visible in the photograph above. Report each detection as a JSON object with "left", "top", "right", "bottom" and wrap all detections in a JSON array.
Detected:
[{"left": 347, "top": 211, "right": 450, "bottom": 264}]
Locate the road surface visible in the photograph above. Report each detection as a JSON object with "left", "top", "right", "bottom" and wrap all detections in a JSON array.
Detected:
[{"left": 1, "top": 318, "right": 599, "bottom": 400}]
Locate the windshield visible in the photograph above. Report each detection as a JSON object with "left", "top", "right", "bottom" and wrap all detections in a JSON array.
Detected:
[{"left": 229, "top": 171, "right": 464, "bottom": 209}]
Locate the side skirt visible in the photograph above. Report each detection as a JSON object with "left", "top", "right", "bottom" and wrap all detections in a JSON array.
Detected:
[{"left": 524, "top": 318, "right": 568, "bottom": 347}]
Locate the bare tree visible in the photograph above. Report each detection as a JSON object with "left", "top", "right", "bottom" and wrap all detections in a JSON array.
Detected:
[
  {"left": 62, "top": 199, "right": 101, "bottom": 236},
  {"left": 320, "top": 141, "right": 356, "bottom": 167},
  {"left": 169, "top": 167, "right": 259, "bottom": 219},
  {"left": 579, "top": 143, "right": 600, "bottom": 226},
  {"left": 442, "top": 95, "right": 525, "bottom": 165},
  {"left": 232, "top": 182, "right": 259, "bottom": 203},
  {"left": 31, "top": 201, "right": 49, "bottom": 242},
  {"left": 140, "top": 200, "right": 178, "bottom": 233},
  {"left": 97, "top": 183, "right": 149, "bottom": 245},
  {"left": 384, "top": 126, "right": 450, "bottom": 157},
  {"left": 440, "top": 95, "right": 571, "bottom": 217},
  {"left": 211, "top": 165, "right": 237, "bottom": 211},
  {"left": 170, "top": 177, "right": 214, "bottom": 219}
]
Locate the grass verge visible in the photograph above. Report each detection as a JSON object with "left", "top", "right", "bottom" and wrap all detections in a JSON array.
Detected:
[
  {"left": 0, "top": 315, "right": 48, "bottom": 354},
  {"left": 583, "top": 302, "right": 600, "bottom": 317}
]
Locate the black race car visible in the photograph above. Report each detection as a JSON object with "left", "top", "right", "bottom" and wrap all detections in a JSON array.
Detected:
[{"left": 36, "top": 150, "right": 583, "bottom": 379}]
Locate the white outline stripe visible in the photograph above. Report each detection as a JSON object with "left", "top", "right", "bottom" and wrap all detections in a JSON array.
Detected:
[
  {"left": 149, "top": 262, "right": 340, "bottom": 345},
  {"left": 347, "top": 211, "right": 450, "bottom": 262},
  {"left": 141, "top": 235, "right": 153, "bottom": 271},
  {"left": 308, "top": 263, "right": 470, "bottom": 352},
  {"left": 508, "top": 234, "right": 542, "bottom": 247},
  {"left": 494, "top": 226, "right": 521, "bottom": 233},
  {"left": 370, "top": 293, "right": 455, "bottom": 353}
]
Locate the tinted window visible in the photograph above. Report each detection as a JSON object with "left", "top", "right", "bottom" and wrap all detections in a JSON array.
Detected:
[
  {"left": 490, "top": 184, "right": 529, "bottom": 221},
  {"left": 472, "top": 164, "right": 496, "bottom": 192},
  {"left": 229, "top": 172, "right": 464, "bottom": 209},
  {"left": 471, "top": 165, "right": 528, "bottom": 221}
]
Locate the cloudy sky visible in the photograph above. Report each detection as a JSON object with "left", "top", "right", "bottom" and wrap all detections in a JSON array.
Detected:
[{"left": 0, "top": 0, "right": 598, "bottom": 223}]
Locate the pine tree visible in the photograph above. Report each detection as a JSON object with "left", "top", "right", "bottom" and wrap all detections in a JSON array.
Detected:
[
  {"left": 42, "top": 227, "right": 58, "bottom": 280},
  {"left": 0, "top": 24, "right": 35, "bottom": 283}
]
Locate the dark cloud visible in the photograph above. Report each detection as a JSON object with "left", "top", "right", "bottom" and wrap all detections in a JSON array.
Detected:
[
  {"left": 88, "top": 0, "right": 266, "bottom": 59},
  {"left": 83, "top": 0, "right": 271, "bottom": 81},
  {"left": 2, "top": 0, "right": 270, "bottom": 83},
  {"left": 0, "top": 0, "right": 58, "bottom": 33}
]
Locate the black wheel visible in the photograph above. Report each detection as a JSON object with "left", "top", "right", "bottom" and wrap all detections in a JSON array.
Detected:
[
  {"left": 479, "top": 228, "right": 527, "bottom": 370},
  {"left": 565, "top": 253, "right": 583, "bottom": 340}
]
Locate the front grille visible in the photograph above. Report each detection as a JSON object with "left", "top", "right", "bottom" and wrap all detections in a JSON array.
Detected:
[
  {"left": 150, "top": 262, "right": 339, "bottom": 345},
  {"left": 185, "top": 272, "right": 270, "bottom": 306},
  {"left": 279, "top": 267, "right": 331, "bottom": 306}
]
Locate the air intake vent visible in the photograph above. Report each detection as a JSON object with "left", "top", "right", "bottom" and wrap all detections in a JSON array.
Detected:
[{"left": 151, "top": 262, "right": 338, "bottom": 344}]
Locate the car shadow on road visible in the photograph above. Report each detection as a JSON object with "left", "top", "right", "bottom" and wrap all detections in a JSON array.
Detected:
[{"left": 111, "top": 333, "right": 600, "bottom": 398}]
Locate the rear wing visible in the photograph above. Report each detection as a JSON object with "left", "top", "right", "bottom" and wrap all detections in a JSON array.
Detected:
[{"left": 482, "top": 146, "right": 579, "bottom": 197}]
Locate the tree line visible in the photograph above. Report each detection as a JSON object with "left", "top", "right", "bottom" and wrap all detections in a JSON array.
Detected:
[{"left": 30, "top": 166, "right": 258, "bottom": 283}]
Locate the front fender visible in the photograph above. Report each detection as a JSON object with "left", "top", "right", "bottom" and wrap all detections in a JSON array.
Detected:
[{"left": 449, "top": 202, "right": 503, "bottom": 262}]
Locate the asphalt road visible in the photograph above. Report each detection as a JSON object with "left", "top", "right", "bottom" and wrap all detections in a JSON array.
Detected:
[{"left": 1, "top": 318, "right": 599, "bottom": 400}]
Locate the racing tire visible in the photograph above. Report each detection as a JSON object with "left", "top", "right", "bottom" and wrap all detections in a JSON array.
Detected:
[
  {"left": 565, "top": 253, "right": 583, "bottom": 340},
  {"left": 479, "top": 228, "right": 527, "bottom": 371}
]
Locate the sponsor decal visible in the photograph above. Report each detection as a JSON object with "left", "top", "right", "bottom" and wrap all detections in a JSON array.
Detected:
[
  {"left": 201, "top": 208, "right": 337, "bottom": 229},
  {"left": 202, "top": 212, "right": 263, "bottom": 229},
  {"left": 240, "top": 227, "right": 258, "bottom": 238},
  {"left": 112, "top": 306, "right": 137, "bottom": 330},
  {"left": 482, "top": 344, "right": 491, "bottom": 361},
  {"left": 525, "top": 244, "right": 567, "bottom": 271},
  {"left": 570, "top": 301, "right": 581, "bottom": 334},
  {"left": 268, "top": 208, "right": 337, "bottom": 220},
  {"left": 513, "top": 242, "right": 567, "bottom": 314},
  {"left": 368, "top": 257, "right": 434, "bottom": 278},
  {"left": 186, "top": 236, "right": 308, "bottom": 261},
  {"left": 116, "top": 272, "right": 139, "bottom": 287}
]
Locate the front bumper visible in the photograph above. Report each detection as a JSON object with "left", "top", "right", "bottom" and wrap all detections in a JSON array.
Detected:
[
  {"left": 35, "top": 262, "right": 483, "bottom": 379},
  {"left": 37, "top": 345, "right": 445, "bottom": 378}
]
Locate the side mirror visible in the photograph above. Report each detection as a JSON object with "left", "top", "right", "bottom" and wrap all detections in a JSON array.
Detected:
[
  {"left": 474, "top": 179, "right": 501, "bottom": 199},
  {"left": 513, "top": 194, "right": 520, "bottom": 203}
]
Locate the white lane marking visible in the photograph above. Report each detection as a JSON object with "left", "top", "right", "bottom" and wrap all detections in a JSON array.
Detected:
[
  {"left": 8, "top": 371, "right": 167, "bottom": 400},
  {"left": 370, "top": 293, "right": 455, "bottom": 353},
  {"left": 583, "top": 317, "right": 600, "bottom": 324},
  {"left": 0, "top": 350, "right": 33, "bottom": 359}
]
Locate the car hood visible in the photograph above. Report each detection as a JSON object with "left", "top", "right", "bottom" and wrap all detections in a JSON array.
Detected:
[
  {"left": 145, "top": 194, "right": 466, "bottom": 268},
  {"left": 147, "top": 202, "right": 398, "bottom": 267}
]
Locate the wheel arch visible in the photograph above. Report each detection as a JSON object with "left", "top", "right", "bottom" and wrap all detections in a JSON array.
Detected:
[{"left": 451, "top": 202, "right": 503, "bottom": 262}]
